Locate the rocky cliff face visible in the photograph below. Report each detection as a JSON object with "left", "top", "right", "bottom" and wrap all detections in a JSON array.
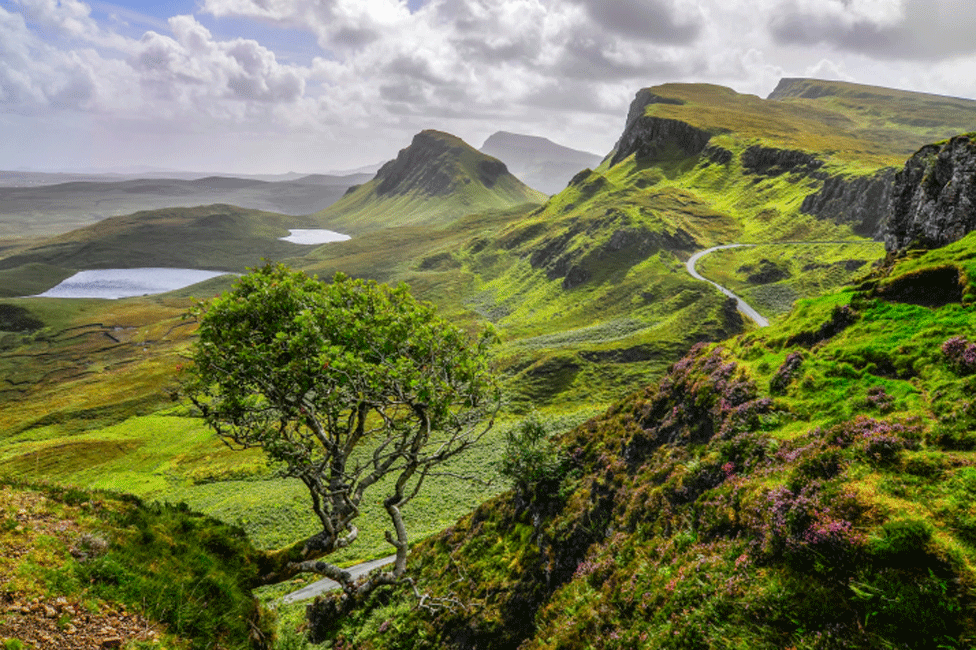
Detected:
[
  {"left": 609, "top": 90, "right": 711, "bottom": 167},
  {"left": 885, "top": 133, "right": 976, "bottom": 251},
  {"left": 801, "top": 168, "right": 896, "bottom": 238},
  {"left": 741, "top": 146, "right": 825, "bottom": 177}
]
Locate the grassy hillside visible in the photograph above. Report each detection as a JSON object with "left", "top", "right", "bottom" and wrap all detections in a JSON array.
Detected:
[
  {"left": 2, "top": 81, "right": 975, "bottom": 649},
  {"left": 769, "top": 78, "right": 976, "bottom": 159},
  {"left": 0, "top": 480, "right": 268, "bottom": 649},
  {"left": 645, "top": 79, "right": 976, "bottom": 167},
  {"left": 0, "top": 172, "right": 370, "bottom": 240},
  {"left": 312, "top": 231, "right": 976, "bottom": 649},
  {"left": 0, "top": 204, "right": 320, "bottom": 286},
  {"left": 311, "top": 130, "right": 546, "bottom": 233}
]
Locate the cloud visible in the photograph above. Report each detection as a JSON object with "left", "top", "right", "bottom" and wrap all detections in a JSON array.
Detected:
[
  {"left": 0, "top": 6, "right": 102, "bottom": 112},
  {"left": 768, "top": 0, "right": 976, "bottom": 60},
  {"left": 564, "top": 0, "right": 704, "bottom": 44}
]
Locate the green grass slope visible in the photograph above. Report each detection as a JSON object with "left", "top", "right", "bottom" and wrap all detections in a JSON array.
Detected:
[
  {"left": 0, "top": 204, "right": 319, "bottom": 283},
  {"left": 311, "top": 130, "right": 546, "bottom": 234},
  {"left": 0, "top": 480, "right": 269, "bottom": 649},
  {"left": 313, "top": 231, "right": 976, "bottom": 650},
  {"left": 769, "top": 78, "right": 976, "bottom": 159},
  {"left": 644, "top": 79, "right": 976, "bottom": 167}
]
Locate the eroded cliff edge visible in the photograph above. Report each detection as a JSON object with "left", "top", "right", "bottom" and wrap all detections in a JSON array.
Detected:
[{"left": 885, "top": 133, "right": 976, "bottom": 251}]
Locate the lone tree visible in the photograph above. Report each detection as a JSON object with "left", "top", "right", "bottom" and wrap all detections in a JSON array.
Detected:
[{"left": 182, "top": 263, "right": 498, "bottom": 608}]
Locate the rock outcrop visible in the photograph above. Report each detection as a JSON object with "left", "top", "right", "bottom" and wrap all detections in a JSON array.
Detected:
[
  {"left": 801, "top": 168, "right": 897, "bottom": 238},
  {"left": 885, "top": 134, "right": 976, "bottom": 251},
  {"left": 741, "top": 146, "right": 825, "bottom": 177},
  {"left": 610, "top": 90, "right": 711, "bottom": 167}
]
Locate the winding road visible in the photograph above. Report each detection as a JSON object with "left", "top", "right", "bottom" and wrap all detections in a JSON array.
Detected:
[
  {"left": 685, "top": 244, "right": 769, "bottom": 328},
  {"left": 282, "top": 555, "right": 397, "bottom": 604}
]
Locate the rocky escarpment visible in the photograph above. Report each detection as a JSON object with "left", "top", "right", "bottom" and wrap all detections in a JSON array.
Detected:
[
  {"left": 741, "top": 146, "right": 825, "bottom": 177},
  {"left": 375, "top": 130, "right": 509, "bottom": 197},
  {"left": 801, "top": 168, "right": 897, "bottom": 238},
  {"left": 610, "top": 90, "right": 711, "bottom": 167},
  {"left": 885, "top": 133, "right": 976, "bottom": 251}
]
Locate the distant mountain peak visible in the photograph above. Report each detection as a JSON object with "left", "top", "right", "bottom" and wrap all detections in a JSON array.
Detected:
[
  {"left": 314, "top": 129, "right": 545, "bottom": 231},
  {"left": 479, "top": 131, "right": 603, "bottom": 195},
  {"left": 374, "top": 129, "right": 510, "bottom": 197}
]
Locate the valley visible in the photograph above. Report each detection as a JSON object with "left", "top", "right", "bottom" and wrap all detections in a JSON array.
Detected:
[{"left": 2, "top": 78, "right": 976, "bottom": 649}]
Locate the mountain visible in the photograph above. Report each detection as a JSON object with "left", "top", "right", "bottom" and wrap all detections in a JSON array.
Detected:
[
  {"left": 0, "top": 172, "right": 371, "bottom": 240},
  {"left": 311, "top": 130, "right": 547, "bottom": 233},
  {"left": 6, "top": 79, "right": 976, "bottom": 650},
  {"left": 479, "top": 131, "right": 604, "bottom": 195},
  {"left": 310, "top": 133, "right": 976, "bottom": 649}
]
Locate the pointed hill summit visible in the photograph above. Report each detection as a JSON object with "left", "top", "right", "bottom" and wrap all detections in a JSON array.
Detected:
[
  {"left": 479, "top": 131, "right": 604, "bottom": 195},
  {"left": 312, "top": 130, "right": 546, "bottom": 233}
]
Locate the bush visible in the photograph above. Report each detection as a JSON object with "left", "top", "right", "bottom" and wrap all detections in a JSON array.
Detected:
[
  {"left": 498, "top": 414, "right": 570, "bottom": 498},
  {"left": 942, "top": 336, "right": 976, "bottom": 375}
]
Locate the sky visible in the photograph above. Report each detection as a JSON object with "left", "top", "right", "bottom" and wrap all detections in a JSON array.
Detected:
[{"left": 2, "top": 0, "right": 976, "bottom": 174}]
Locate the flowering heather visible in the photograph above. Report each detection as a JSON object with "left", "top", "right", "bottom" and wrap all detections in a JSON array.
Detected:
[
  {"left": 942, "top": 335, "right": 976, "bottom": 375},
  {"left": 770, "top": 351, "right": 804, "bottom": 394},
  {"left": 752, "top": 481, "right": 865, "bottom": 563},
  {"left": 866, "top": 385, "right": 895, "bottom": 413}
]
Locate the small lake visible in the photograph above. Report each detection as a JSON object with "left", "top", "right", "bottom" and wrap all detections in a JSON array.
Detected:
[
  {"left": 280, "top": 229, "right": 351, "bottom": 244},
  {"left": 36, "top": 268, "right": 231, "bottom": 299}
]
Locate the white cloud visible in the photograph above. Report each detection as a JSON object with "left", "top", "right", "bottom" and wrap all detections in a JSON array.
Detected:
[{"left": 3, "top": 0, "right": 976, "bottom": 172}]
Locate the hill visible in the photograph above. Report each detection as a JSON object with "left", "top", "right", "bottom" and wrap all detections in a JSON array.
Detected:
[
  {"left": 0, "top": 480, "right": 269, "bottom": 649},
  {"left": 309, "top": 223, "right": 976, "bottom": 650},
  {"left": 0, "top": 204, "right": 326, "bottom": 297},
  {"left": 311, "top": 130, "right": 547, "bottom": 233},
  {"left": 4, "top": 78, "right": 976, "bottom": 649},
  {"left": 0, "top": 172, "right": 370, "bottom": 241},
  {"left": 479, "top": 131, "right": 604, "bottom": 195}
]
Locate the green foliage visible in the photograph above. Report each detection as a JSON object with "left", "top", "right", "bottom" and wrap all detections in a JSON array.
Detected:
[
  {"left": 183, "top": 262, "right": 500, "bottom": 593},
  {"left": 184, "top": 264, "right": 499, "bottom": 460},
  {"left": 497, "top": 413, "right": 571, "bottom": 497}
]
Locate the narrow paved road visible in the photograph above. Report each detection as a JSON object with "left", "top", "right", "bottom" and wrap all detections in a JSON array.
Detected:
[
  {"left": 281, "top": 555, "right": 397, "bottom": 604},
  {"left": 685, "top": 244, "right": 769, "bottom": 328}
]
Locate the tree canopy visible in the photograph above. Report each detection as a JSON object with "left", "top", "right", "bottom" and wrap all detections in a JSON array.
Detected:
[{"left": 182, "top": 263, "right": 499, "bottom": 604}]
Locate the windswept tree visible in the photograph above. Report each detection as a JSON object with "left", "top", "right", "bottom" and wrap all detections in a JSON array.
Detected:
[{"left": 182, "top": 263, "right": 498, "bottom": 608}]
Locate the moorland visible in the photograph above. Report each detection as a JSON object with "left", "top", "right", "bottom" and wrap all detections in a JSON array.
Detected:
[{"left": 2, "top": 78, "right": 976, "bottom": 649}]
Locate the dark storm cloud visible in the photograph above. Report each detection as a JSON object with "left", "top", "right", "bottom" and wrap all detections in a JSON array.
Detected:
[
  {"left": 565, "top": 0, "right": 702, "bottom": 44},
  {"left": 769, "top": 1, "right": 976, "bottom": 60}
]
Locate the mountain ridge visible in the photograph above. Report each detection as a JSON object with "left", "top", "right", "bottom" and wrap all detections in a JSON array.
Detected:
[{"left": 312, "top": 130, "right": 546, "bottom": 233}]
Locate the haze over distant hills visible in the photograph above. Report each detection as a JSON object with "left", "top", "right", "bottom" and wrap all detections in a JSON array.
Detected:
[
  {"left": 479, "top": 131, "right": 604, "bottom": 195},
  {"left": 0, "top": 172, "right": 371, "bottom": 240}
]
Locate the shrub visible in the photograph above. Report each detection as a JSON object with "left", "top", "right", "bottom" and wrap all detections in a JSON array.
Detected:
[
  {"left": 498, "top": 414, "right": 571, "bottom": 499},
  {"left": 770, "top": 351, "right": 804, "bottom": 394},
  {"left": 942, "top": 336, "right": 976, "bottom": 375}
]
